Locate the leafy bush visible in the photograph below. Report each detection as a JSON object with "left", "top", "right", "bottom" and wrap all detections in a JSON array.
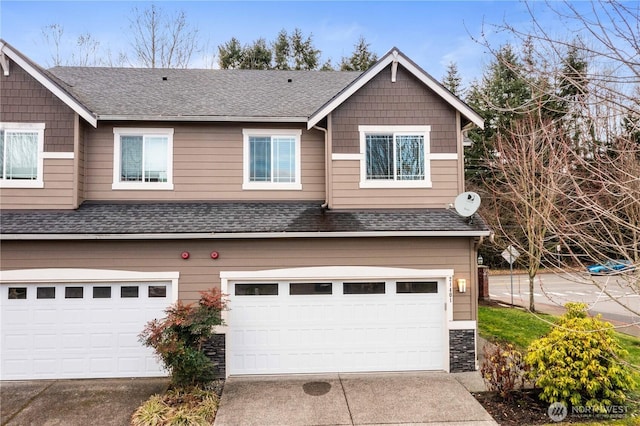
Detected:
[
  {"left": 140, "top": 288, "right": 226, "bottom": 387},
  {"left": 481, "top": 342, "right": 530, "bottom": 399},
  {"left": 525, "top": 302, "right": 636, "bottom": 412}
]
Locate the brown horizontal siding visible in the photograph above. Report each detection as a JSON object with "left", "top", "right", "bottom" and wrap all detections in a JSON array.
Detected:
[
  {"left": 85, "top": 123, "right": 325, "bottom": 201},
  {"left": 331, "top": 159, "right": 459, "bottom": 209},
  {"left": 331, "top": 65, "right": 457, "bottom": 154},
  {"left": 0, "top": 58, "right": 75, "bottom": 152},
  {"left": 0, "top": 237, "right": 476, "bottom": 320},
  {"left": 0, "top": 158, "right": 75, "bottom": 209}
]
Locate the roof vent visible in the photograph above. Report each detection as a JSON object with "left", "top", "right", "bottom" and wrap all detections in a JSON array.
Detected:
[
  {"left": 162, "top": 76, "right": 168, "bottom": 81},
  {"left": 287, "top": 78, "right": 292, "bottom": 83}
]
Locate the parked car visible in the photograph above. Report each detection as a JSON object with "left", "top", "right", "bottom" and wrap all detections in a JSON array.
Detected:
[{"left": 587, "top": 259, "right": 635, "bottom": 275}]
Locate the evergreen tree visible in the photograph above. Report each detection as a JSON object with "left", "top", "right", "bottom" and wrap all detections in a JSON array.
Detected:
[
  {"left": 240, "top": 38, "right": 272, "bottom": 70},
  {"left": 465, "top": 44, "right": 531, "bottom": 184},
  {"left": 273, "top": 30, "right": 290, "bottom": 70},
  {"left": 441, "top": 62, "right": 463, "bottom": 96},
  {"left": 290, "top": 28, "right": 320, "bottom": 70},
  {"left": 340, "top": 36, "right": 378, "bottom": 71},
  {"left": 217, "top": 28, "right": 321, "bottom": 70},
  {"left": 217, "top": 37, "right": 243, "bottom": 69}
]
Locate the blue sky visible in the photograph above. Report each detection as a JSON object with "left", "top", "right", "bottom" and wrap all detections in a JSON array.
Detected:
[{"left": 1, "top": 1, "right": 577, "bottom": 85}]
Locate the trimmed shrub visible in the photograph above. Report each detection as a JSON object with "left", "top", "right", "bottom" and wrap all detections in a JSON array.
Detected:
[
  {"left": 139, "top": 288, "right": 226, "bottom": 387},
  {"left": 481, "top": 342, "right": 530, "bottom": 399},
  {"left": 525, "top": 302, "right": 636, "bottom": 412}
]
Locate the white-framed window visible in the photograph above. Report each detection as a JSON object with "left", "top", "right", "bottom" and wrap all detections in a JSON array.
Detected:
[
  {"left": 359, "top": 125, "right": 432, "bottom": 188},
  {"left": 0, "top": 122, "right": 45, "bottom": 188},
  {"left": 112, "top": 128, "right": 174, "bottom": 190},
  {"left": 242, "top": 129, "right": 302, "bottom": 190}
]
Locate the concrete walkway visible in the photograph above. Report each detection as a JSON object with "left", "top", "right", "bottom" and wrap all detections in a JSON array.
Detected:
[
  {"left": 214, "top": 371, "right": 497, "bottom": 426},
  {"left": 0, "top": 377, "right": 168, "bottom": 426}
]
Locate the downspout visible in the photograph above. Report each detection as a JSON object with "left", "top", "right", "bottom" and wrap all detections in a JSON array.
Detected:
[{"left": 313, "top": 124, "right": 329, "bottom": 210}]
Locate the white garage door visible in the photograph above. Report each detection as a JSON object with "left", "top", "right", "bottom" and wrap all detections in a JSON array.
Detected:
[
  {"left": 0, "top": 281, "right": 172, "bottom": 380},
  {"left": 228, "top": 280, "right": 445, "bottom": 375}
]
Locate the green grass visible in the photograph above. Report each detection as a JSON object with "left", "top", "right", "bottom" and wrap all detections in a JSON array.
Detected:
[{"left": 478, "top": 305, "right": 556, "bottom": 350}]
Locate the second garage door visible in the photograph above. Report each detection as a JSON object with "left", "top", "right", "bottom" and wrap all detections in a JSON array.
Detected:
[
  {"left": 227, "top": 279, "right": 445, "bottom": 375},
  {"left": 1, "top": 281, "right": 173, "bottom": 380}
]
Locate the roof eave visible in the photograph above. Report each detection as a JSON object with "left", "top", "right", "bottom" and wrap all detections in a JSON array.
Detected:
[
  {"left": 98, "top": 115, "right": 309, "bottom": 123},
  {"left": 307, "top": 47, "right": 484, "bottom": 130},
  {"left": 0, "top": 39, "right": 98, "bottom": 128},
  {"left": 1, "top": 230, "right": 491, "bottom": 240}
]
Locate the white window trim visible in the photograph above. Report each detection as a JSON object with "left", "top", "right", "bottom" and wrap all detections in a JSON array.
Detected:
[
  {"left": 242, "top": 129, "right": 302, "bottom": 190},
  {"left": 112, "top": 127, "right": 174, "bottom": 190},
  {"left": 0, "top": 122, "right": 45, "bottom": 188},
  {"left": 358, "top": 125, "right": 432, "bottom": 189}
]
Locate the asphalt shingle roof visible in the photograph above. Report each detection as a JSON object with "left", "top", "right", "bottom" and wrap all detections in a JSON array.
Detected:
[
  {"left": 47, "top": 67, "right": 361, "bottom": 119},
  {"left": 0, "top": 202, "right": 489, "bottom": 236}
]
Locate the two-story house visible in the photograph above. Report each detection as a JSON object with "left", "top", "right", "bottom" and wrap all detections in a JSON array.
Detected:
[{"left": 0, "top": 39, "right": 489, "bottom": 380}]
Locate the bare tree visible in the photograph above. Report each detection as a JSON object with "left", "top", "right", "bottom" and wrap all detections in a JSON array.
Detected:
[
  {"left": 474, "top": 0, "right": 640, "bottom": 316},
  {"left": 41, "top": 24, "right": 128, "bottom": 67},
  {"left": 481, "top": 110, "right": 572, "bottom": 312},
  {"left": 41, "top": 24, "right": 65, "bottom": 67},
  {"left": 70, "top": 33, "right": 100, "bottom": 66},
  {"left": 129, "top": 4, "right": 199, "bottom": 68}
]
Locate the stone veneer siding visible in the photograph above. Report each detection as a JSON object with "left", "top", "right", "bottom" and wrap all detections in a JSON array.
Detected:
[
  {"left": 202, "top": 334, "right": 226, "bottom": 379},
  {"left": 449, "top": 329, "right": 476, "bottom": 372}
]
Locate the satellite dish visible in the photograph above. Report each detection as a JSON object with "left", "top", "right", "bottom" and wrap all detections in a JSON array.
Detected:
[{"left": 454, "top": 192, "right": 481, "bottom": 217}]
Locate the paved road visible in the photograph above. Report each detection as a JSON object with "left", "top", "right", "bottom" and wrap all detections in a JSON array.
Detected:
[{"left": 489, "top": 272, "right": 640, "bottom": 328}]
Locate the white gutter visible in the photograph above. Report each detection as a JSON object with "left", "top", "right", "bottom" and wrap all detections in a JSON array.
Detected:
[{"left": 2, "top": 230, "right": 491, "bottom": 241}]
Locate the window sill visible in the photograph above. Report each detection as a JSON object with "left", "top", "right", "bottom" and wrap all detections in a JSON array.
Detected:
[
  {"left": 359, "top": 180, "right": 433, "bottom": 189},
  {"left": 0, "top": 180, "right": 44, "bottom": 189},
  {"left": 242, "top": 182, "right": 302, "bottom": 191},
  {"left": 112, "top": 182, "right": 174, "bottom": 191}
]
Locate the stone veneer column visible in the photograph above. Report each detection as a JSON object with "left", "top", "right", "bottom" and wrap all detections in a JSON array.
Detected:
[{"left": 449, "top": 329, "right": 476, "bottom": 372}]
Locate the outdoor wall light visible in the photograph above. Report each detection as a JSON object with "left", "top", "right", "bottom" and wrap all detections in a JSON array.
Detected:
[
  {"left": 477, "top": 254, "right": 483, "bottom": 265},
  {"left": 457, "top": 278, "right": 467, "bottom": 293}
]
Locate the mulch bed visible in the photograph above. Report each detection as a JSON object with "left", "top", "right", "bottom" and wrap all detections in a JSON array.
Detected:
[{"left": 473, "top": 389, "right": 551, "bottom": 425}]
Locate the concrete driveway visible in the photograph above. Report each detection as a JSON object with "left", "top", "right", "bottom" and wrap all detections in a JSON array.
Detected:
[
  {"left": 214, "top": 372, "right": 497, "bottom": 426},
  {"left": 0, "top": 377, "right": 168, "bottom": 426}
]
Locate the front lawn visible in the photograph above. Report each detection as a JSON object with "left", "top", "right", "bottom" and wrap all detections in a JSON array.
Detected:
[{"left": 478, "top": 304, "right": 555, "bottom": 349}]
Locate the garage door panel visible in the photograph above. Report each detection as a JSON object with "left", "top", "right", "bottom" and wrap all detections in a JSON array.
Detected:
[
  {"left": 228, "top": 278, "right": 446, "bottom": 375},
  {"left": 90, "top": 358, "right": 114, "bottom": 374},
  {"left": 1, "top": 281, "right": 172, "bottom": 380},
  {"left": 34, "top": 334, "right": 60, "bottom": 351}
]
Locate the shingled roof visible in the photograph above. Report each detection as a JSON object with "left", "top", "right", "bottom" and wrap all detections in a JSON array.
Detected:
[
  {"left": 48, "top": 67, "right": 361, "bottom": 121},
  {"left": 0, "top": 202, "right": 489, "bottom": 238}
]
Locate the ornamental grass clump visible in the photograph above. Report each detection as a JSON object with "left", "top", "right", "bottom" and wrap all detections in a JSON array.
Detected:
[
  {"left": 139, "top": 288, "right": 226, "bottom": 387},
  {"left": 131, "top": 387, "right": 219, "bottom": 426},
  {"left": 525, "top": 302, "right": 635, "bottom": 413}
]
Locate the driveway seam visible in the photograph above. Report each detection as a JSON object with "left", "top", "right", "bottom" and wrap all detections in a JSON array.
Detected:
[
  {"left": 338, "top": 374, "right": 355, "bottom": 425},
  {"left": 1, "top": 380, "right": 56, "bottom": 426}
]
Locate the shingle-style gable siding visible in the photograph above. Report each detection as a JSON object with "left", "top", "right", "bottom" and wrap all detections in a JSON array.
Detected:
[
  {"left": 0, "top": 58, "right": 75, "bottom": 152},
  {"left": 331, "top": 64, "right": 457, "bottom": 154}
]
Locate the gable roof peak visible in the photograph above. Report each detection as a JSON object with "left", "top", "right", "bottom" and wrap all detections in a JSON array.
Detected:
[
  {"left": 308, "top": 46, "right": 484, "bottom": 130},
  {"left": 0, "top": 39, "right": 98, "bottom": 127}
]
